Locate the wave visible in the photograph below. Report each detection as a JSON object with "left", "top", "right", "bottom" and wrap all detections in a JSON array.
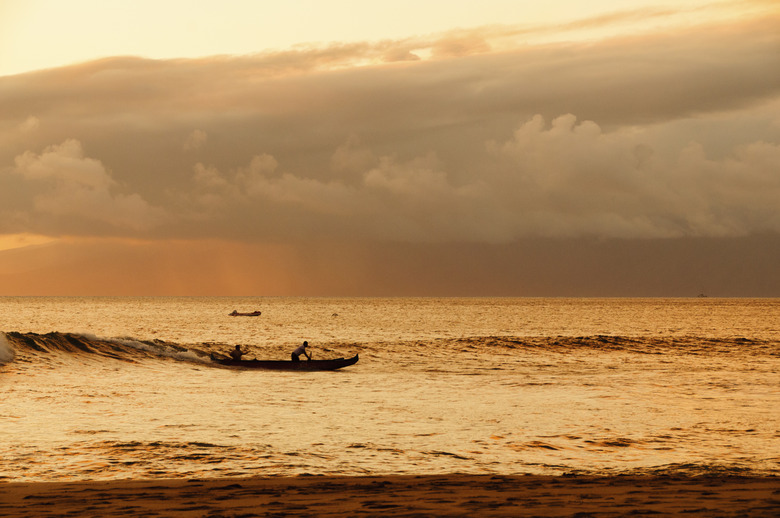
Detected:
[
  {"left": 2, "top": 331, "right": 776, "bottom": 369},
  {"left": 454, "top": 335, "right": 779, "bottom": 355},
  {"left": 0, "top": 333, "right": 14, "bottom": 363},
  {"left": 0, "top": 331, "right": 361, "bottom": 368},
  {"left": 1, "top": 331, "right": 210, "bottom": 365}
]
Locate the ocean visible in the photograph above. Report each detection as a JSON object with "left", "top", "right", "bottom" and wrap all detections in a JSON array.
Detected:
[{"left": 1, "top": 297, "right": 778, "bottom": 482}]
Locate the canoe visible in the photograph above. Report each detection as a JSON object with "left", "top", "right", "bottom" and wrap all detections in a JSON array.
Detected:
[
  {"left": 229, "top": 310, "right": 262, "bottom": 316},
  {"left": 211, "top": 353, "right": 359, "bottom": 371}
]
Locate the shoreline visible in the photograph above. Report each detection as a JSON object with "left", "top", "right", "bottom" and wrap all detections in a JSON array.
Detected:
[{"left": 2, "top": 474, "right": 778, "bottom": 517}]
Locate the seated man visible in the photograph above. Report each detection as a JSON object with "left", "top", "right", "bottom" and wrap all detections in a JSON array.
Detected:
[
  {"left": 291, "top": 341, "right": 311, "bottom": 362},
  {"left": 229, "top": 345, "right": 247, "bottom": 361}
]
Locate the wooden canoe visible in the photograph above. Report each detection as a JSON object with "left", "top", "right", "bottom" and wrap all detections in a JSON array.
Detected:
[{"left": 211, "top": 353, "right": 359, "bottom": 371}]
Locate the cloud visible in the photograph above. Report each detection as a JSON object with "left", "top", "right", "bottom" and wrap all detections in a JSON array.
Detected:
[
  {"left": 0, "top": 7, "right": 777, "bottom": 245},
  {"left": 183, "top": 129, "right": 207, "bottom": 150},
  {"left": 9, "top": 140, "right": 165, "bottom": 233},
  {"left": 487, "top": 114, "right": 780, "bottom": 238},
  {"left": 18, "top": 116, "right": 39, "bottom": 133},
  {"left": 0, "top": 2, "right": 778, "bottom": 295},
  {"left": 2, "top": 10, "right": 777, "bottom": 123},
  {"left": 163, "top": 113, "right": 779, "bottom": 243}
]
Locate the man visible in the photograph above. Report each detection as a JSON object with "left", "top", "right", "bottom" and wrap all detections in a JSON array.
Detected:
[
  {"left": 229, "top": 344, "right": 247, "bottom": 361},
  {"left": 291, "top": 341, "right": 311, "bottom": 362}
]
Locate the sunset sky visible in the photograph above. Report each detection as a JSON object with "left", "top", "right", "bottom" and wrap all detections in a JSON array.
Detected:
[{"left": 1, "top": 0, "right": 779, "bottom": 296}]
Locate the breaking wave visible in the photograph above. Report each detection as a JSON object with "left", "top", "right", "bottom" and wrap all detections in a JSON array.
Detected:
[
  {"left": 1, "top": 331, "right": 210, "bottom": 365},
  {"left": 2, "top": 331, "right": 777, "bottom": 369},
  {"left": 0, "top": 333, "right": 15, "bottom": 363}
]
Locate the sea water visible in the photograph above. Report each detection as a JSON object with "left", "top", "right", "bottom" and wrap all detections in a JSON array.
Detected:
[{"left": 1, "top": 297, "right": 778, "bottom": 482}]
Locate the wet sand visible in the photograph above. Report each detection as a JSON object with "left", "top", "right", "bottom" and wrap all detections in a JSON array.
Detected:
[{"left": 1, "top": 474, "right": 778, "bottom": 517}]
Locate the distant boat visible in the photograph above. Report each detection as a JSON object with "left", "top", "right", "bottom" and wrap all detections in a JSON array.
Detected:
[{"left": 229, "top": 310, "right": 262, "bottom": 316}]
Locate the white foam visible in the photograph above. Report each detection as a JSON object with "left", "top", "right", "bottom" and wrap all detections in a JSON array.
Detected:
[
  {"left": 109, "top": 336, "right": 210, "bottom": 364},
  {"left": 0, "top": 333, "right": 16, "bottom": 363}
]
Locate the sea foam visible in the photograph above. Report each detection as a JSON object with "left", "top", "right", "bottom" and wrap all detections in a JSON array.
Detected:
[{"left": 0, "top": 332, "right": 15, "bottom": 363}]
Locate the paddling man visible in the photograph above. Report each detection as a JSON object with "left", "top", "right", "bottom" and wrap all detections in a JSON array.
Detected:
[
  {"left": 229, "top": 344, "right": 247, "bottom": 361},
  {"left": 291, "top": 341, "right": 311, "bottom": 362}
]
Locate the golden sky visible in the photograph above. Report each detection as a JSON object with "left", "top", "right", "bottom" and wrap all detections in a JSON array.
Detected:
[
  {"left": 1, "top": 0, "right": 744, "bottom": 76},
  {"left": 1, "top": 0, "right": 779, "bottom": 295}
]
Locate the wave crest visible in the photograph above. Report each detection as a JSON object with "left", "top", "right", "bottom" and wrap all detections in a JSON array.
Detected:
[
  {"left": 0, "top": 333, "right": 15, "bottom": 363},
  {"left": 2, "top": 331, "right": 209, "bottom": 364}
]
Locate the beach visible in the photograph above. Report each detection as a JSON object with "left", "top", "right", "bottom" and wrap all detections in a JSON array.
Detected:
[{"left": 2, "top": 474, "right": 779, "bottom": 517}]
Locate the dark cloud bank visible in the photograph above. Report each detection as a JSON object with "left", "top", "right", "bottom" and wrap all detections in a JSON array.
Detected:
[{"left": 0, "top": 10, "right": 778, "bottom": 295}]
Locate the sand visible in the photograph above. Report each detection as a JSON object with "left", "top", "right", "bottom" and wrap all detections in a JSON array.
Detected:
[{"left": 1, "top": 474, "right": 778, "bottom": 517}]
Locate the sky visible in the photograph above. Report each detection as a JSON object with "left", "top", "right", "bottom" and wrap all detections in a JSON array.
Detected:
[{"left": 1, "top": 0, "right": 779, "bottom": 296}]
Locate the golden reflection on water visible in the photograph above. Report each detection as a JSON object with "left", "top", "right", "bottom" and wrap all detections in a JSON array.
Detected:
[{"left": 1, "top": 297, "right": 778, "bottom": 481}]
